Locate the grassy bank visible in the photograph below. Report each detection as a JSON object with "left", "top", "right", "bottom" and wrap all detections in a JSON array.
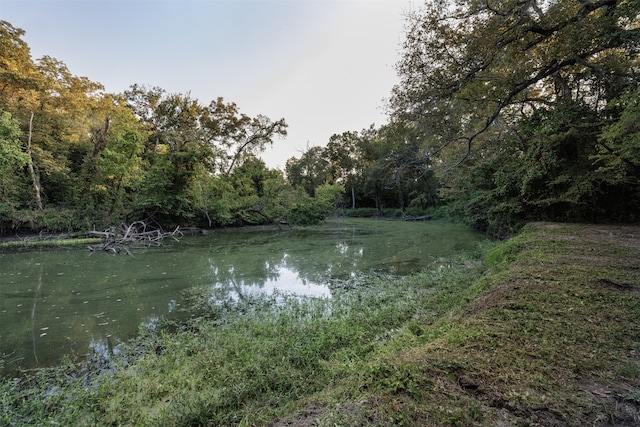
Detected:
[
  {"left": 287, "top": 222, "right": 639, "bottom": 426},
  {"left": 1, "top": 223, "right": 638, "bottom": 426}
]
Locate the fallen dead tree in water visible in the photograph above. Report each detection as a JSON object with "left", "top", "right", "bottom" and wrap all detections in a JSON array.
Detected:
[{"left": 85, "top": 221, "right": 182, "bottom": 254}]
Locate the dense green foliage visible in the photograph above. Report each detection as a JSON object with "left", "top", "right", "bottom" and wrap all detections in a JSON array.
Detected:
[
  {"left": 392, "top": 0, "right": 640, "bottom": 234},
  {"left": 285, "top": 125, "right": 440, "bottom": 215},
  {"left": 440, "top": 101, "right": 640, "bottom": 235},
  {"left": 3, "top": 1, "right": 638, "bottom": 235},
  {"left": 284, "top": 0, "right": 640, "bottom": 234},
  {"left": 0, "top": 21, "right": 340, "bottom": 233}
]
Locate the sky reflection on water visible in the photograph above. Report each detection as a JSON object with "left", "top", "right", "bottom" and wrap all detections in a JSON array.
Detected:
[{"left": 1, "top": 219, "right": 485, "bottom": 375}]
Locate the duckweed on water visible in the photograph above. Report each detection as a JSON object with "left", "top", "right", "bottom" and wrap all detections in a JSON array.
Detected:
[
  {"left": 2, "top": 223, "right": 638, "bottom": 426},
  {"left": 1, "top": 245, "right": 488, "bottom": 426}
]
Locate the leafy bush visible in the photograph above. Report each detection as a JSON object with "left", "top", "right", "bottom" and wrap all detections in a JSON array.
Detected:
[
  {"left": 287, "top": 203, "right": 327, "bottom": 226},
  {"left": 287, "top": 183, "right": 344, "bottom": 226},
  {"left": 441, "top": 101, "right": 640, "bottom": 236},
  {"left": 0, "top": 208, "right": 87, "bottom": 234},
  {"left": 0, "top": 202, "right": 18, "bottom": 234}
]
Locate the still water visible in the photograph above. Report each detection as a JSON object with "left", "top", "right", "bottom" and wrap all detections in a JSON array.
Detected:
[{"left": 1, "top": 218, "right": 485, "bottom": 375}]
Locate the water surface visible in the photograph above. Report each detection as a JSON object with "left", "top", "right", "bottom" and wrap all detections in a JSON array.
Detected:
[{"left": 0, "top": 218, "right": 484, "bottom": 375}]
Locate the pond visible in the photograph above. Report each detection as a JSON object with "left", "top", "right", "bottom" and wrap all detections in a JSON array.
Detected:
[{"left": 0, "top": 218, "right": 485, "bottom": 376}]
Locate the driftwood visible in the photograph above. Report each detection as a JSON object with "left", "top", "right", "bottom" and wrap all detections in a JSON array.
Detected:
[{"left": 86, "top": 221, "right": 182, "bottom": 254}]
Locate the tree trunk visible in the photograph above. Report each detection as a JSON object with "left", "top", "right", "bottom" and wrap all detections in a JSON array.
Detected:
[
  {"left": 351, "top": 182, "right": 356, "bottom": 209},
  {"left": 26, "top": 112, "right": 43, "bottom": 210},
  {"left": 552, "top": 72, "right": 573, "bottom": 104},
  {"left": 83, "top": 115, "right": 111, "bottom": 198},
  {"left": 92, "top": 115, "right": 111, "bottom": 158}
]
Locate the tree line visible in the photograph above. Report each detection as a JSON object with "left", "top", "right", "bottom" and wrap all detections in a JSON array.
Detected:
[
  {"left": 1, "top": 0, "right": 639, "bottom": 236},
  {"left": 0, "top": 20, "right": 342, "bottom": 232},
  {"left": 289, "top": 0, "right": 640, "bottom": 235}
]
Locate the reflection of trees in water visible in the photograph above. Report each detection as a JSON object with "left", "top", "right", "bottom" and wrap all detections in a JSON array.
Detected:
[
  {"left": 202, "top": 246, "right": 284, "bottom": 300},
  {"left": 198, "top": 233, "right": 367, "bottom": 301},
  {"left": 281, "top": 240, "right": 365, "bottom": 283},
  {"left": 30, "top": 263, "right": 44, "bottom": 366},
  {"left": 3, "top": 222, "right": 485, "bottom": 375}
]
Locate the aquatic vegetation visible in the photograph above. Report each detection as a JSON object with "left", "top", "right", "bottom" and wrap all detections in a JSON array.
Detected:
[
  {"left": 2, "top": 223, "right": 637, "bottom": 426},
  {"left": 0, "top": 243, "right": 487, "bottom": 426}
]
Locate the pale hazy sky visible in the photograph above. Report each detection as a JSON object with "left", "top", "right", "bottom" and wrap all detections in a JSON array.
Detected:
[{"left": 0, "top": 0, "right": 413, "bottom": 169}]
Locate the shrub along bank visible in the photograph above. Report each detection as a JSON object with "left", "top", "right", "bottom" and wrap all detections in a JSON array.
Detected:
[{"left": 1, "top": 222, "right": 638, "bottom": 426}]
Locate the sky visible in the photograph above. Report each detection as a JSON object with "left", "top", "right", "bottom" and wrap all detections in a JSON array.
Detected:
[{"left": 0, "top": 0, "right": 414, "bottom": 169}]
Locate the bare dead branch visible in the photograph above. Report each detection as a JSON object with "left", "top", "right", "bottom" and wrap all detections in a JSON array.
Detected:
[{"left": 86, "top": 221, "right": 183, "bottom": 254}]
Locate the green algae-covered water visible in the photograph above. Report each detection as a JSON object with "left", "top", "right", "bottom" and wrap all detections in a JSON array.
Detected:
[{"left": 0, "top": 218, "right": 485, "bottom": 375}]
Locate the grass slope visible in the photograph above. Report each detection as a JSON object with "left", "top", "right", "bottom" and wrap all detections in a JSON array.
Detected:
[{"left": 274, "top": 223, "right": 640, "bottom": 426}]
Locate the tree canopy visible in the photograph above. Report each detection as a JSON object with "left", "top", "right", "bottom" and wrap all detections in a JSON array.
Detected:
[
  {"left": 0, "top": 20, "right": 341, "bottom": 232},
  {"left": 382, "top": 0, "right": 639, "bottom": 233},
  {"left": 391, "top": 0, "right": 639, "bottom": 165},
  {"left": 278, "top": 0, "right": 639, "bottom": 233},
  {"left": 1, "top": 2, "right": 639, "bottom": 236}
]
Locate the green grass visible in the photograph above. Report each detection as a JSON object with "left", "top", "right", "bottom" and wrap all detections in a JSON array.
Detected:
[
  {"left": 2, "top": 222, "right": 638, "bottom": 426},
  {"left": 306, "top": 222, "right": 640, "bottom": 426}
]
